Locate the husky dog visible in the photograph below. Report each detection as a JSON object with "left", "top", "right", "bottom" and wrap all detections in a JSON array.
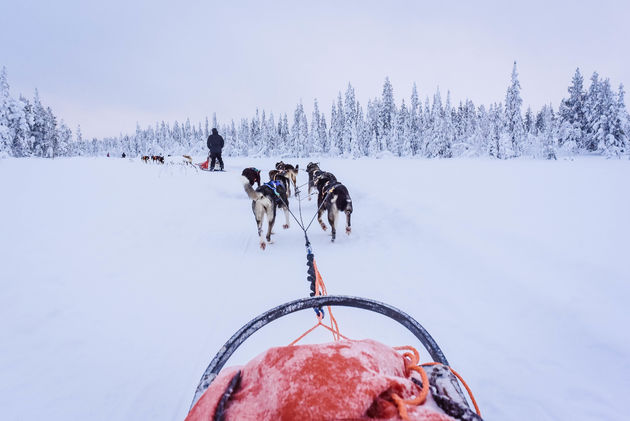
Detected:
[
  {"left": 315, "top": 173, "right": 352, "bottom": 242},
  {"left": 306, "top": 162, "right": 321, "bottom": 199},
  {"left": 275, "top": 161, "right": 299, "bottom": 196},
  {"left": 241, "top": 167, "right": 261, "bottom": 188},
  {"left": 241, "top": 176, "right": 290, "bottom": 250},
  {"left": 269, "top": 169, "right": 291, "bottom": 194}
]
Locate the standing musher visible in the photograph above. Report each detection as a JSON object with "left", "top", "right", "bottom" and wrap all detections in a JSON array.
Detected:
[{"left": 206, "top": 128, "right": 225, "bottom": 171}]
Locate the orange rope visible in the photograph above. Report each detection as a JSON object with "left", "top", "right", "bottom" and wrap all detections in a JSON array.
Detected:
[
  {"left": 290, "top": 258, "right": 347, "bottom": 345},
  {"left": 390, "top": 346, "right": 430, "bottom": 419}
]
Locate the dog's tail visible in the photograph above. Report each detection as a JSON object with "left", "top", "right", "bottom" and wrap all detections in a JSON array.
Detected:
[
  {"left": 295, "top": 164, "right": 299, "bottom": 171},
  {"left": 241, "top": 176, "right": 262, "bottom": 200}
]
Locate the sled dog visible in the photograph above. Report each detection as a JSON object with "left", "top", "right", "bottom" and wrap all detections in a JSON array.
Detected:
[
  {"left": 241, "top": 167, "right": 261, "bottom": 188},
  {"left": 269, "top": 169, "right": 291, "bottom": 195},
  {"left": 275, "top": 161, "right": 299, "bottom": 196},
  {"left": 241, "top": 176, "right": 290, "bottom": 250},
  {"left": 314, "top": 173, "right": 352, "bottom": 242},
  {"left": 306, "top": 162, "right": 324, "bottom": 199}
]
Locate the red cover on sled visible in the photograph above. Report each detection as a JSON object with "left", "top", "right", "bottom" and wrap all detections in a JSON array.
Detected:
[
  {"left": 186, "top": 339, "right": 459, "bottom": 421},
  {"left": 199, "top": 160, "right": 209, "bottom": 170}
]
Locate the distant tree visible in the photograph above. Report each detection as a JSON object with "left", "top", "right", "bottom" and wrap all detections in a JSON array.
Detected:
[
  {"left": 504, "top": 61, "right": 524, "bottom": 157},
  {"left": 603, "top": 84, "right": 628, "bottom": 157},
  {"left": 541, "top": 104, "right": 558, "bottom": 159},
  {"left": 329, "top": 100, "right": 342, "bottom": 156},
  {"left": 379, "top": 77, "right": 395, "bottom": 151},
  {"left": 558, "top": 68, "right": 586, "bottom": 152},
  {"left": 311, "top": 99, "right": 323, "bottom": 155},
  {"left": 0, "top": 67, "right": 11, "bottom": 157},
  {"left": 409, "top": 83, "right": 421, "bottom": 154}
]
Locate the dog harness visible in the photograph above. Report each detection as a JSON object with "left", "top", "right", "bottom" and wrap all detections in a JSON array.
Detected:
[{"left": 262, "top": 181, "right": 285, "bottom": 206}]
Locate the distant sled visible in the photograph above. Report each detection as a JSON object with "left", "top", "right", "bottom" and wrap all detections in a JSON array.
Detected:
[{"left": 197, "top": 159, "right": 226, "bottom": 172}]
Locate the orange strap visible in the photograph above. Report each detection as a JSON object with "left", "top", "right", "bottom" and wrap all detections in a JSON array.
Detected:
[{"left": 290, "top": 257, "right": 343, "bottom": 345}]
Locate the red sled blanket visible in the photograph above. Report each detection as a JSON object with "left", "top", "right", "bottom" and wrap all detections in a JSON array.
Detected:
[{"left": 186, "top": 339, "right": 481, "bottom": 421}]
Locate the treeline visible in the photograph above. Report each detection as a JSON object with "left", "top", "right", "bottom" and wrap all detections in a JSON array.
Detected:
[{"left": 1, "top": 63, "right": 628, "bottom": 159}]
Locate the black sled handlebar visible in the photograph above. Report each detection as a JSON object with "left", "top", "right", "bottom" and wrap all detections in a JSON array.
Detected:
[{"left": 190, "top": 295, "right": 448, "bottom": 410}]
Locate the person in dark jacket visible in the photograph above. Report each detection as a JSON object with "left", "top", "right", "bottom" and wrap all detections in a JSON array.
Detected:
[{"left": 206, "top": 128, "right": 225, "bottom": 171}]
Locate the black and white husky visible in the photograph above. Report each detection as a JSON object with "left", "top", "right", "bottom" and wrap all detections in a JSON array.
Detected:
[
  {"left": 241, "top": 176, "right": 290, "bottom": 250},
  {"left": 314, "top": 173, "right": 352, "bottom": 242},
  {"left": 306, "top": 162, "right": 321, "bottom": 199}
]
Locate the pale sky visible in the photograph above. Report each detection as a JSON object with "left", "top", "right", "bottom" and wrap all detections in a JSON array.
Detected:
[{"left": 1, "top": 0, "right": 628, "bottom": 139}]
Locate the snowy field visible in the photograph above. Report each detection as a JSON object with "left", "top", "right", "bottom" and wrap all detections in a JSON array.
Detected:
[{"left": 1, "top": 156, "right": 629, "bottom": 421}]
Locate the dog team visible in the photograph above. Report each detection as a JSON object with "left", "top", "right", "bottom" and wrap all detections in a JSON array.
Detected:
[{"left": 241, "top": 162, "right": 353, "bottom": 250}]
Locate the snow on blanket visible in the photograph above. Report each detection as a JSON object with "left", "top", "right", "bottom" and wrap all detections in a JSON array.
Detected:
[{"left": 186, "top": 339, "right": 457, "bottom": 421}]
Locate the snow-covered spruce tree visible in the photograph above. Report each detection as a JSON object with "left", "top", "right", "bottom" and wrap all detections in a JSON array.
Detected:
[
  {"left": 250, "top": 109, "right": 261, "bottom": 154},
  {"left": 488, "top": 103, "right": 505, "bottom": 158},
  {"left": 584, "top": 72, "right": 603, "bottom": 151},
  {"left": 504, "top": 61, "right": 525, "bottom": 157},
  {"left": 44, "top": 107, "right": 59, "bottom": 158},
  {"left": 426, "top": 88, "right": 452, "bottom": 158},
  {"left": 311, "top": 99, "right": 323, "bottom": 155},
  {"left": 541, "top": 104, "right": 558, "bottom": 159},
  {"left": 226, "top": 120, "right": 237, "bottom": 156},
  {"left": 592, "top": 78, "right": 616, "bottom": 155},
  {"left": 475, "top": 105, "right": 491, "bottom": 156},
  {"left": 8, "top": 97, "right": 32, "bottom": 157},
  {"left": 558, "top": 68, "right": 586, "bottom": 153},
  {"left": 318, "top": 113, "right": 329, "bottom": 154},
  {"left": 29, "top": 90, "right": 48, "bottom": 157},
  {"left": 604, "top": 83, "right": 628, "bottom": 157},
  {"left": 291, "top": 102, "right": 308, "bottom": 157},
  {"left": 379, "top": 77, "right": 395, "bottom": 153},
  {"left": 522, "top": 106, "right": 538, "bottom": 155},
  {"left": 419, "top": 97, "right": 431, "bottom": 156},
  {"left": 329, "top": 100, "right": 341, "bottom": 156},
  {"left": 343, "top": 83, "right": 359, "bottom": 157},
  {"left": 236, "top": 118, "right": 249, "bottom": 156},
  {"left": 366, "top": 99, "right": 380, "bottom": 156},
  {"left": 0, "top": 67, "right": 11, "bottom": 157},
  {"left": 56, "top": 120, "right": 72, "bottom": 157},
  {"left": 409, "top": 83, "right": 421, "bottom": 155},
  {"left": 397, "top": 99, "right": 412, "bottom": 156},
  {"left": 462, "top": 100, "right": 479, "bottom": 156},
  {"left": 356, "top": 102, "right": 369, "bottom": 156}
]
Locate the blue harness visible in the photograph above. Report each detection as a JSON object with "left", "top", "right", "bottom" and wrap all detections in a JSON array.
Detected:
[{"left": 264, "top": 180, "right": 283, "bottom": 192}]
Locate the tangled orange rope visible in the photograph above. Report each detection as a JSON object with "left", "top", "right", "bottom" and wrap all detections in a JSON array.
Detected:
[
  {"left": 290, "top": 259, "right": 343, "bottom": 345},
  {"left": 392, "top": 346, "right": 482, "bottom": 420}
]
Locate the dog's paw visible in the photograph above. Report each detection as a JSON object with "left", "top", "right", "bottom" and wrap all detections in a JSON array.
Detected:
[
  {"left": 283, "top": 224, "right": 289, "bottom": 229},
  {"left": 346, "top": 227, "right": 352, "bottom": 235},
  {"left": 320, "top": 223, "right": 327, "bottom": 231},
  {"left": 260, "top": 242, "right": 266, "bottom": 250}
]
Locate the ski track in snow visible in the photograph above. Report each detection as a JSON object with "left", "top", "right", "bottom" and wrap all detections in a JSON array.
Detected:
[{"left": 1, "top": 156, "right": 629, "bottom": 421}]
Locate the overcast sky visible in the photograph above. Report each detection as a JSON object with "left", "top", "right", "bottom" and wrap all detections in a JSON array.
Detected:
[{"left": 1, "top": 0, "right": 629, "bottom": 139}]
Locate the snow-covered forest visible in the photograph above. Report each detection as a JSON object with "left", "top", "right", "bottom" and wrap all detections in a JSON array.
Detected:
[{"left": 1, "top": 63, "right": 628, "bottom": 159}]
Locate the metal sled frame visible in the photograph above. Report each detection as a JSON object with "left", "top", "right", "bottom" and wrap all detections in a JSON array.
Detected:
[{"left": 190, "top": 295, "right": 449, "bottom": 410}]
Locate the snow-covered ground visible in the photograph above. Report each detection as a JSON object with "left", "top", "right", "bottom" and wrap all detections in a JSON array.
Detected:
[{"left": 1, "top": 156, "right": 629, "bottom": 421}]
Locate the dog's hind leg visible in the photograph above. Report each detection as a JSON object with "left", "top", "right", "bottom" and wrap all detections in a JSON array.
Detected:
[
  {"left": 317, "top": 206, "right": 327, "bottom": 231},
  {"left": 328, "top": 208, "right": 337, "bottom": 242},
  {"left": 345, "top": 209, "right": 352, "bottom": 235},
  {"left": 254, "top": 205, "right": 266, "bottom": 250},
  {"left": 266, "top": 206, "right": 276, "bottom": 244},
  {"left": 282, "top": 206, "right": 290, "bottom": 229}
]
